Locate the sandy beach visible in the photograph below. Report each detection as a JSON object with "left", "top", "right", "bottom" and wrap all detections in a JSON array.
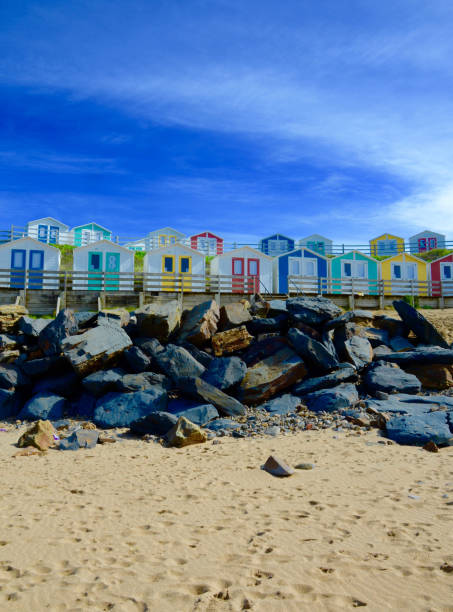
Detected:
[{"left": 1, "top": 427, "right": 452, "bottom": 611}]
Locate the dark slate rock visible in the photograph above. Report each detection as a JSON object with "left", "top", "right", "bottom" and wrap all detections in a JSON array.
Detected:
[
  {"left": 21, "top": 355, "right": 63, "bottom": 377},
  {"left": 389, "top": 336, "right": 415, "bottom": 352},
  {"left": 18, "top": 316, "right": 49, "bottom": 337},
  {"left": 177, "top": 376, "right": 245, "bottom": 416},
  {"left": 246, "top": 315, "right": 288, "bottom": 336},
  {"left": 59, "top": 429, "right": 99, "bottom": 450},
  {"left": 344, "top": 336, "right": 373, "bottom": 369},
  {"left": 324, "top": 310, "right": 375, "bottom": 331},
  {"left": 386, "top": 412, "right": 453, "bottom": 446},
  {"left": 33, "top": 371, "right": 79, "bottom": 398},
  {"left": 0, "top": 334, "right": 19, "bottom": 349},
  {"left": 94, "top": 388, "right": 167, "bottom": 428},
  {"left": 288, "top": 317, "right": 322, "bottom": 340},
  {"left": 286, "top": 296, "right": 342, "bottom": 326},
  {"left": 288, "top": 328, "right": 338, "bottom": 372},
  {"left": 153, "top": 344, "right": 205, "bottom": 383},
  {"left": 242, "top": 336, "right": 288, "bottom": 367},
  {"left": 135, "top": 301, "right": 181, "bottom": 342},
  {"left": 167, "top": 398, "right": 219, "bottom": 425},
  {"left": 116, "top": 372, "right": 170, "bottom": 393},
  {"left": 82, "top": 369, "right": 125, "bottom": 397},
  {"left": 374, "top": 347, "right": 453, "bottom": 366},
  {"left": 202, "top": 357, "right": 247, "bottom": 390},
  {"left": 130, "top": 411, "right": 178, "bottom": 436},
  {"left": 304, "top": 383, "right": 358, "bottom": 413},
  {"left": 123, "top": 346, "right": 150, "bottom": 373},
  {"left": 260, "top": 394, "right": 301, "bottom": 415},
  {"left": 18, "top": 393, "right": 66, "bottom": 421},
  {"left": 0, "top": 388, "right": 21, "bottom": 419},
  {"left": 396, "top": 393, "right": 453, "bottom": 409},
  {"left": 67, "top": 392, "right": 96, "bottom": 418},
  {"left": 177, "top": 300, "right": 220, "bottom": 347},
  {"left": 38, "top": 309, "right": 78, "bottom": 356},
  {"left": 0, "top": 364, "right": 30, "bottom": 390},
  {"left": 133, "top": 337, "right": 164, "bottom": 358},
  {"left": 218, "top": 302, "right": 253, "bottom": 331},
  {"left": 292, "top": 363, "right": 357, "bottom": 396},
  {"left": 179, "top": 341, "right": 214, "bottom": 368},
  {"left": 373, "top": 314, "right": 410, "bottom": 338},
  {"left": 373, "top": 345, "right": 393, "bottom": 359},
  {"left": 74, "top": 311, "right": 97, "bottom": 327},
  {"left": 205, "top": 418, "right": 242, "bottom": 431},
  {"left": 365, "top": 394, "right": 453, "bottom": 417},
  {"left": 393, "top": 300, "right": 449, "bottom": 348},
  {"left": 363, "top": 327, "right": 390, "bottom": 347},
  {"left": 364, "top": 362, "right": 421, "bottom": 395},
  {"left": 267, "top": 299, "right": 288, "bottom": 315}
]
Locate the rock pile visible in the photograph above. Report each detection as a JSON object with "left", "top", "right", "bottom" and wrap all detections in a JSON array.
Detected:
[{"left": 1, "top": 296, "right": 452, "bottom": 449}]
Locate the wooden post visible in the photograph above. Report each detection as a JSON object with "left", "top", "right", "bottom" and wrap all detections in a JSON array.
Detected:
[
  {"left": 378, "top": 280, "right": 384, "bottom": 309},
  {"left": 138, "top": 292, "right": 144, "bottom": 308}
]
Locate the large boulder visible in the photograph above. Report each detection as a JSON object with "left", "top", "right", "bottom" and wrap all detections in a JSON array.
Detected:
[
  {"left": 0, "top": 364, "right": 30, "bottom": 390},
  {"left": 178, "top": 341, "right": 214, "bottom": 368},
  {"left": 177, "top": 376, "right": 245, "bottom": 416},
  {"left": 238, "top": 345, "right": 307, "bottom": 404},
  {"left": 246, "top": 315, "right": 288, "bottom": 336},
  {"left": 0, "top": 388, "right": 22, "bottom": 419},
  {"left": 18, "top": 316, "right": 49, "bottom": 337},
  {"left": 344, "top": 336, "right": 373, "bottom": 369},
  {"left": 286, "top": 296, "right": 342, "bottom": 327},
  {"left": 21, "top": 356, "right": 62, "bottom": 377},
  {"left": 94, "top": 388, "right": 167, "bottom": 428},
  {"left": 67, "top": 392, "right": 96, "bottom": 419},
  {"left": 116, "top": 372, "right": 171, "bottom": 393},
  {"left": 32, "top": 371, "right": 79, "bottom": 398},
  {"left": 166, "top": 398, "right": 219, "bottom": 425},
  {"left": 59, "top": 429, "right": 99, "bottom": 450},
  {"left": 202, "top": 357, "right": 247, "bottom": 390},
  {"left": 39, "top": 309, "right": 78, "bottom": 356},
  {"left": 130, "top": 411, "right": 178, "bottom": 436},
  {"left": 153, "top": 344, "right": 205, "bottom": 383},
  {"left": 178, "top": 300, "right": 220, "bottom": 347},
  {"left": 393, "top": 300, "right": 449, "bottom": 348},
  {"left": 364, "top": 362, "right": 421, "bottom": 395},
  {"left": 362, "top": 327, "right": 390, "bottom": 347},
  {"left": 135, "top": 301, "right": 181, "bottom": 342},
  {"left": 325, "top": 310, "right": 375, "bottom": 330},
  {"left": 303, "top": 383, "right": 358, "bottom": 413},
  {"left": 0, "top": 349, "right": 20, "bottom": 364},
  {"left": 82, "top": 369, "right": 125, "bottom": 396},
  {"left": 386, "top": 412, "right": 453, "bottom": 446},
  {"left": 373, "top": 314, "right": 409, "bottom": 338},
  {"left": 62, "top": 324, "right": 132, "bottom": 376},
  {"left": 17, "top": 419, "right": 56, "bottom": 451},
  {"left": 403, "top": 363, "right": 453, "bottom": 390},
  {"left": 0, "top": 334, "right": 19, "bottom": 349},
  {"left": 18, "top": 393, "right": 66, "bottom": 421},
  {"left": 389, "top": 336, "right": 415, "bottom": 352},
  {"left": 260, "top": 394, "right": 301, "bottom": 415},
  {"left": 374, "top": 347, "right": 453, "bottom": 366},
  {"left": 123, "top": 346, "right": 150, "bottom": 373},
  {"left": 0, "top": 304, "right": 28, "bottom": 333},
  {"left": 292, "top": 363, "right": 357, "bottom": 396},
  {"left": 211, "top": 326, "right": 254, "bottom": 357},
  {"left": 97, "top": 309, "right": 130, "bottom": 328},
  {"left": 288, "top": 328, "right": 338, "bottom": 373},
  {"left": 219, "top": 302, "right": 252, "bottom": 331},
  {"left": 242, "top": 336, "right": 288, "bottom": 367},
  {"left": 166, "top": 416, "right": 207, "bottom": 447}
]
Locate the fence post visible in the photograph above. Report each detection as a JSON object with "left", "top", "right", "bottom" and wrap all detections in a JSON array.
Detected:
[
  {"left": 216, "top": 275, "right": 221, "bottom": 306},
  {"left": 410, "top": 280, "right": 415, "bottom": 307},
  {"left": 349, "top": 277, "right": 355, "bottom": 310},
  {"left": 378, "top": 280, "right": 384, "bottom": 309}
]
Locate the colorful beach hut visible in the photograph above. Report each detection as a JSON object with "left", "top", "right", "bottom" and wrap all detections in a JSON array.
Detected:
[
  {"left": 430, "top": 252, "right": 453, "bottom": 296},
  {"left": 145, "top": 227, "right": 185, "bottom": 251},
  {"left": 144, "top": 244, "right": 205, "bottom": 292},
  {"left": 298, "top": 234, "right": 333, "bottom": 256},
  {"left": 370, "top": 233, "right": 405, "bottom": 257},
  {"left": 409, "top": 230, "right": 446, "bottom": 254},
  {"left": 73, "top": 222, "right": 112, "bottom": 247},
  {"left": 273, "top": 247, "right": 329, "bottom": 294},
  {"left": 381, "top": 253, "right": 428, "bottom": 295},
  {"left": 124, "top": 238, "right": 146, "bottom": 252},
  {"left": 210, "top": 246, "right": 273, "bottom": 294},
  {"left": 26, "top": 217, "right": 69, "bottom": 245},
  {"left": 73, "top": 241, "right": 134, "bottom": 291},
  {"left": 259, "top": 234, "right": 295, "bottom": 258},
  {"left": 330, "top": 251, "right": 379, "bottom": 294},
  {"left": 0, "top": 237, "right": 60, "bottom": 289},
  {"left": 189, "top": 231, "right": 223, "bottom": 255}
]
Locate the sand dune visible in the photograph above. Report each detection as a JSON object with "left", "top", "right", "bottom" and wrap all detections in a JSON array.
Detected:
[{"left": 1, "top": 427, "right": 452, "bottom": 611}]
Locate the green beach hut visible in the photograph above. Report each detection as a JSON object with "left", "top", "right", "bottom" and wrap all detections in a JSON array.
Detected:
[{"left": 330, "top": 250, "right": 379, "bottom": 294}]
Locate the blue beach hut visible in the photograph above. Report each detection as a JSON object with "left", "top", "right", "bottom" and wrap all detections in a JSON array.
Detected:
[
  {"left": 259, "top": 234, "right": 295, "bottom": 258},
  {"left": 273, "top": 247, "right": 329, "bottom": 294}
]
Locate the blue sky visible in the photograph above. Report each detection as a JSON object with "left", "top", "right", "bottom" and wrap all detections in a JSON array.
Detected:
[{"left": 1, "top": 0, "right": 453, "bottom": 246}]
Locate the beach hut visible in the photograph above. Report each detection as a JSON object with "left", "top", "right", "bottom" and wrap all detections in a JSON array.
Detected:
[
  {"left": 273, "top": 247, "right": 329, "bottom": 294},
  {"left": 144, "top": 244, "right": 205, "bottom": 292},
  {"left": 330, "top": 251, "right": 379, "bottom": 294},
  {"left": 73, "top": 241, "right": 134, "bottom": 291},
  {"left": 210, "top": 246, "right": 273, "bottom": 294},
  {"left": 189, "top": 231, "right": 223, "bottom": 255},
  {"left": 369, "top": 233, "right": 405, "bottom": 257},
  {"left": 145, "top": 227, "right": 185, "bottom": 251},
  {"left": 259, "top": 234, "right": 295, "bottom": 258},
  {"left": 409, "top": 230, "right": 446, "bottom": 254},
  {"left": 124, "top": 238, "right": 146, "bottom": 252},
  {"left": 430, "top": 252, "right": 453, "bottom": 296},
  {"left": 0, "top": 237, "right": 60, "bottom": 289},
  {"left": 381, "top": 253, "right": 428, "bottom": 295},
  {"left": 298, "top": 234, "right": 333, "bottom": 256},
  {"left": 26, "top": 217, "right": 69, "bottom": 245},
  {"left": 72, "top": 222, "right": 112, "bottom": 247}
]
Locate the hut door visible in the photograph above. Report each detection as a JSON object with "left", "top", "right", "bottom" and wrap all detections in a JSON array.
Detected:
[
  {"left": 88, "top": 252, "right": 103, "bottom": 291},
  {"left": 428, "top": 237, "right": 437, "bottom": 250},
  {"left": 105, "top": 252, "right": 120, "bottom": 291},
  {"left": 49, "top": 226, "right": 60, "bottom": 244},
  {"left": 441, "top": 263, "right": 453, "bottom": 296},
  {"left": 38, "top": 225, "right": 48, "bottom": 243},
  {"left": 417, "top": 238, "right": 427, "bottom": 252},
  {"left": 179, "top": 256, "right": 192, "bottom": 291},
  {"left": 247, "top": 258, "right": 260, "bottom": 293},
  {"left": 232, "top": 257, "right": 245, "bottom": 293},
  {"left": 10, "top": 249, "right": 26, "bottom": 289},
  {"left": 162, "top": 255, "right": 175, "bottom": 291},
  {"left": 28, "top": 250, "right": 44, "bottom": 289}
]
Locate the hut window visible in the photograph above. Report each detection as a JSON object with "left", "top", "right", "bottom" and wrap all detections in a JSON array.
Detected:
[
  {"left": 441, "top": 264, "right": 452, "bottom": 280},
  {"left": 248, "top": 259, "right": 258, "bottom": 275},
  {"left": 428, "top": 237, "right": 437, "bottom": 250},
  {"left": 11, "top": 250, "right": 26, "bottom": 268},
  {"left": 163, "top": 256, "right": 174, "bottom": 273},
  {"left": 169, "top": 236, "right": 177, "bottom": 244},
  {"left": 406, "top": 263, "right": 417, "bottom": 280},
  {"left": 160, "top": 235, "right": 166, "bottom": 246},
  {"left": 233, "top": 259, "right": 243, "bottom": 275},
  {"left": 180, "top": 257, "right": 190, "bottom": 273},
  {"left": 303, "top": 259, "right": 317, "bottom": 276},
  {"left": 289, "top": 258, "right": 300, "bottom": 275},
  {"left": 392, "top": 264, "right": 402, "bottom": 279},
  {"left": 90, "top": 253, "right": 101, "bottom": 269},
  {"left": 355, "top": 262, "right": 366, "bottom": 278},
  {"left": 343, "top": 262, "right": 352, "bottom": 277}
]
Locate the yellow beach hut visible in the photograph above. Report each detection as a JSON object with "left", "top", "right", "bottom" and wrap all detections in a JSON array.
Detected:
[
  {"left": 381, "top": 253, "right": 428, "bottom": 295},
  {"left": 369, "top": 233, "right": 405, "bottom": 257}
]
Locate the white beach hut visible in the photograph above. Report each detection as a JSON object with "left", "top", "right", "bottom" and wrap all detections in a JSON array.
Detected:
[
  {"left": 0, "top": 237, "right": 61, "bottom": 289},
  {"left": 144, "top": 244, "right": 205, "bottom": 292},
  {"left": 210, "top": 246, "right": 273, "bottom": 294},
  {"left": 73, "top": 240, "right": 134, "bottom": 291}
]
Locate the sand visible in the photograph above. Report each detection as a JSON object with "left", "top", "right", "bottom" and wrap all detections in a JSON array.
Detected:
[{"left": 1, "top": 427, "right": 452, "bottom": 612}]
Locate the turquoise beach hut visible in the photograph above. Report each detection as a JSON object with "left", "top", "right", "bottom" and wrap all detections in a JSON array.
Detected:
[
  {"left": 72, "top": 222, "right": 112, "bottom": 247},
  {"left": 330, "top": 251, "right": 379, "bottom": 294}
]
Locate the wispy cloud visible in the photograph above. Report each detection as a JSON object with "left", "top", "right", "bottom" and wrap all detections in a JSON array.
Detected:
[{"left": 0, "top": 151, "right": 124, "bottom": 174}]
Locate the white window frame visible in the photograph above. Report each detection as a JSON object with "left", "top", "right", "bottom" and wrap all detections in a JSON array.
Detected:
[
  {"left": 302, "top": 257, "right": 318, "bottom": 277},
  {"left": 342, "top": 260, "right": 368, "bottom": 278},
  {"left": 440, "top": 262, "right": 453, "bottom": 280},
  {"left": 391, "top": 263, "right": 402, "bottom": 280},
  {"left": 288, "top": 257, "right": 301, "bottom": 276}
]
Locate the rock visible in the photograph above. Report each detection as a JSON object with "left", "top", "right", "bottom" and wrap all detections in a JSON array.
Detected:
[
  {"left": 0, "top": 364, "right": 30, "bottom": 390},
  {"left": 18, "top": 316, "right": 49, "bottom": 337},
  {"left": 288, "top": 328, "right": 339, "bottom": 372},
  {"left": 303, "top": 383, "right": 358, "bottom": 413},
  {"left": 94, "top": 388, "right": 167, "bottom": 428},
  {"left": 386, "top": 411, "right": 453, "bottom": 446},
  {"left": 59, "top": 429, "right": 99, "bottom": 450},
  {"left": 17, "top": 419, "right": 56, "bottom": 451},
  {"left": 389, "top": 336, "right": 415, "bottom": 352},
  {"left": 74, "top": 311, "right": 97, "bottom": 327},
  {"left": 62, "top": 324, "right": 132, "bottom": 376},
  {"left": 219, "top": 302, "right": 252, "bottom": 330},
  {"left": 179, "top": 341, "right": 214, "bottom": 368},
  {"left": 242, "top": 336, "right": 288, "bottom": 367},
  {"left": 0, "top": 349, "right": 20, "bottom": 363},
  {"left": 0, "top": 388, "right": 21, "bottom": 419},
  {"left": 21, "top": 355, "right": 62, "bottom": 377},
  {"left": 33, "top": 371, "right": 79, "bottom": 398},
  {"left": 130, "top": 411, "right": 178, "bottom": 436},
  {"left": 0, "top": 333, "right": 19, "bottom": 349},
  {"left": 98, "top": 309, "right": 130, "bottom": 327},
  {"left": 123, "top": 346, "right": 150, "bottom": 373},
  {"left": 116, "top": 372, "right": 171, "bottom": 393},
  {"left": 403, "top": 364, "right": 453, "bottom": 390},
  {"left": 249, "top": 294, "right": 270, "bottom": 317},
  {"left": 373, "top": 345, "right": 393, "bottom": 359},
  {"left": 0, "top": 304, "right": 29, "bottom": 333},
  {"left": 205, "top": 418, "right": 242, "bottom": 431},
  {"left": 177, "top": 376, "right": 245, "bottom": 416},
  {"left": 98, "top": 434, "right": 116, "bottom": 444},
  {"left": 70, "top": 392, "right": 96, "bottom": 418},
  {"left": 212, "top": 326, "right": 254, "bottom": 357},
  {"left": 362, "top": 327, "right": 390, "bottom": 347},
  {"left": 286, "top": 296, "right": 342, "bottom": 326},
  {"left": 423, "top": 440, "right": 439, "bottom": 453},
  {"left": 238, "top": 345, "right": 307, "bottom": 404},
  {"left": 374, "top": 347, "right": 453, "bottom": 366},
  {"left": 263, "top": 455, "right": 295, "bottom": 477},
  {"left": 288, "top": 318, "right": 321, "bottom": 339},
  {"left": 394, "top": 300, "right": 450, "bottom": 348},
  {"left": 267, "top": 299, "right": 288, "bottom": 315},
  {"left": 18, "top": 393, "right": 66, "bottom": 421},
  {"left": 166, "top": 416, "right": 207, "bottom": 447},
  {"left": 295, "top": 463, "right": 315, "bottom": 470},
  {"left": 167, "top": 398, "right": 219, "bottom": 425},
  {"left": 260, "top": 394, "right": 301, "bottom": 415},
  {"left": 325, "top": 310, "right": 375, "bottom": 331},
  {"left": 178, "top": 300, "right": 220, "bottom": 347},
  {"left": 364, "top": 363, "right": 421, "bottom": 395},
  {"left": 292, "top": 363, "right": 357, "bottom": 396},
  {"left": 82, "top": 369, "right": 125, "bottom": 396},
  {"left": 202, "top": 357, "right": 247, "bottom": 390},
  {"left": 133, "top": 337, "right": 164, "bottom": 359},
  {"left": 38, "top": 309, "right": 78, "bottom": 356},
  {"left": 373, "top": 314, "right": 409, "bottom": 338},
  {"left": 365, "top": 393, "right": 453, "bottom": 416},
  {"left": 344, "top": 336, "right": 373, "bottom": 369},
  {"left": 153, "top": 344, "right": 205, "bottom": 383},
  {"left": 135, "top": 301, "right": 181, "bottom": 342},
  {"left": 246, "top": 315, "right": 288, "bottom": 336}
]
